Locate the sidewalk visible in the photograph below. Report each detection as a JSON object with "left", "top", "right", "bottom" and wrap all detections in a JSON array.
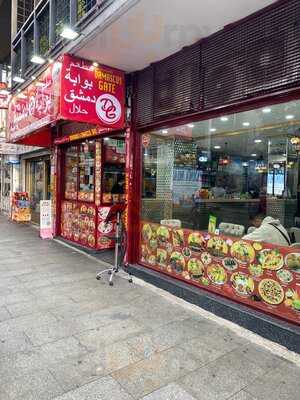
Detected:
[{"left": 0, "top": 215, "right": 299, "bottom": 400}]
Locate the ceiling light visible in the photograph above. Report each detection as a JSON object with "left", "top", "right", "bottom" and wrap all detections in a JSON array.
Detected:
[
  {"left": 242, "top": 162, "right": 249, "bottom": 167},
  {"left": 254, "top": 139, "right": 262, "bottom": 143},
  {"left": 13, "top": 76, "right": 25, "bottom": 83},
  {"left": 220, "top": 117, "right": 228, "bottom": 121},
  {"left": 48, "top": 58, "right": 54, "bottom": 64},
  {"left": 31, "top": 55, "right": 46, "bottom": 65},
  {"left": 251, "top": 153, "right": 257, "bottom": 157},
  {"left": 210, "top": 128, "right": 216, "bottom": 132},
  {"left": 214, "top": 145, "right": 221, "bottom": 149},
  {"left": 31, "top": 75, "right": 36, "bottom": 81},
  {"left": 262, "top": 107, "right": 271, "bottom": 113},
  {"left": 60, "top": 26, "right": 79, "bottom": 40},
  {"left": 286, "top": 115, "right": 294, "bottom": 120},
  {"left": 243, "top": 122, "right": 250, "bottom": 127},
  {"left": 162, "top": 129, "right": 168, "bottom": 134},
  {"left": 187, "top": 124, "right": 194, "bottom": 128},
  {"left": 93, "top": 62, "right": 99, "bottom": 67}
]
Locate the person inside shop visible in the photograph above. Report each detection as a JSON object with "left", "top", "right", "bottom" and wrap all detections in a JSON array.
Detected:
[
  {"left": 243, "top": 213, "right": 291, "bottom": 246},
  {"left": 111, "top": 175, "right": 125, "bottom": 195},
  {"left": 211, "top": 177, "right": 226, "bottom": 198}
]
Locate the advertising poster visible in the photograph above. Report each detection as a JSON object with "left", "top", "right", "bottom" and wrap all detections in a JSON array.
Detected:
[{"left": 40, "top": 200, "right": 53, "bottom": 239}]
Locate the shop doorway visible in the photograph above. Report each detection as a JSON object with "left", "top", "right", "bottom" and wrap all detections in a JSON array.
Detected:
[{"left": 26, "top": 157, "right": 51, "bottom": 224}]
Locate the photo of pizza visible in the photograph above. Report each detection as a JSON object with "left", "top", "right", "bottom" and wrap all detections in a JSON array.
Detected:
[
  {"left": 258, "top": 279, "right": 284, "bottom": 305},
  {"left": 230, "top": 240, "right": 255, "bottom": 264}
]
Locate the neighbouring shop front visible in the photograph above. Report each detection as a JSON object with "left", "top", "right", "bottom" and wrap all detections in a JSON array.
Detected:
[
  {"left": 21, "top": 151, "right": 51, "bottom": 224},
  {"left": 132, "top": 0, "right": 300, "bottom": 326}
]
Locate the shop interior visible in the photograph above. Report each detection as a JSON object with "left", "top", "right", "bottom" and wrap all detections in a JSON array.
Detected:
[
  {"left": 142, "top": 100, "right": 300, "bottom": 237},
  {"left": 61, "top": 134, "right": 126, "bottom": 250}
]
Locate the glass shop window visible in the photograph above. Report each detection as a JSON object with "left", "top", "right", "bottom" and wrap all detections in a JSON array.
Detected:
[{"left": 65, "top": 145, "right": 78, "bottom": 200}]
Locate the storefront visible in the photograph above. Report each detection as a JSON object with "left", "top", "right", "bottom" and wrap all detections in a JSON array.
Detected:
[
  {"left": 55, "top": 127, "right": 126, "bottom": 250},
  {"left": 131, "top": 0, "right": 300, "bottom": 327}
]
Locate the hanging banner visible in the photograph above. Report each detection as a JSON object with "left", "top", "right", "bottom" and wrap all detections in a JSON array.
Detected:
[
  {"left": 7, "top": 61, "right": 61, "bottom": 142},
  {"left": 40, "top": 200, "right": 53, "bottom": 239},
  {"left": 60, "top": 54, "right": 125, "bottom": 129}
]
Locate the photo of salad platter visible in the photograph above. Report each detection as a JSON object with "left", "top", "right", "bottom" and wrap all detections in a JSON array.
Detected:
[
  {"left": 258, "top": 249, "right": 284, "bottom": 271},
  {"left": 207, "top": 264, "right": 227, "bottom": 285},
  {"left": 207, "top": 237, "right": 228, "bottom": 257},
  {"left": 230, "top": 240, "right": 255, "bottom": 264},
  {"left": 230, "top": 272, "right": 254, "bottom": 297},
  {"left": 187, "top": 258, "right": 205, "bottom": 280},
  {"left": 285, "top": 253, "right": 300, "bottom": 274}
]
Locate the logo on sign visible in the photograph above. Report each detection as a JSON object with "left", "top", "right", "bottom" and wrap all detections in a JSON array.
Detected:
[{"left": 95, "top": 94, "right": 121, "bottom": 125}]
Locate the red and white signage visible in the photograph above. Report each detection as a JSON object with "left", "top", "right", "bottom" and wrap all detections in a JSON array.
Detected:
[
  {"left": 8, "top": 62, "right": 61, "bottom": 142},
  {"left": 7, "top": 54, "right": 125, "bottom": 144},
  {"left": 60, "top": 54, "right": 125, "bottom": 129}
]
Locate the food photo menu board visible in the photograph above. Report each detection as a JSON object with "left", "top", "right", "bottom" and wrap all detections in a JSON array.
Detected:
[{"left": 140, "top": 221, "right": 300, "bottom": 324}]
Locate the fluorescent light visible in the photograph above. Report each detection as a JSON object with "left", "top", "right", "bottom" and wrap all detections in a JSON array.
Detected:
[
  {"left": 251, "top": 153, "right": 257, "bottom": 157},
  {"left": 0, "top": 89, "right": 9, "bottom": 95},
  {"left": 254, "top": 139, "right": 262, "bottom": 143},
  {"left": 220, "top": 117, "right": 228, "bottom": 121},
  {"left": 31, "top": 75, "right": 36, "bottom": 81},
  {"left": 286, "top": 115, "right": 294, "bottom": 120},
  {"left": 93, "top": 62, "right": 99, "bottom": 67},
  {"left": 162, "top": 129, "right": 168, "bottom": 134},
  {"left": 243, "top": 122, "right": 250, "bottom": 127},
  {"left": 31, "top": 55, "right": 46, "bottom": 65},
  {"left": 60, "top": 26, "right": 79, "bottom": 40},
  {"left": 242, "top": 162, "right": 249, "bottom": 167},
  {"left": 187, "top": 124, "right": 194, "bottom": 128},
  {"left": 48, "top": 58, "right": 54, "bottom": 64},
  {"left": 214, "top": 145, "right": 221, "bottom": 149},
  {"left": 210, "top": 128, "right": 216, "bottom": 132},
  {"left": 262, "top": 107, "right": 271, "bottom": 113},
  {"left": 13, "top": 76, "right": 25, "bottom": 83}
]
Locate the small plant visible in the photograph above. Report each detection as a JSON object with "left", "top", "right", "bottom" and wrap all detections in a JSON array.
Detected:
[{"left": 40, "top": 35, "right": 49, "bottom": 54}]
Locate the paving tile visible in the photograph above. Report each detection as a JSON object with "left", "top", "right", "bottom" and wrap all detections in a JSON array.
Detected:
[
  {"left": 49, "top": 340, "right": 143, "bottom": 392},
  {"left": 0, "top": 289, "right": 36, "bottom": 307},
  {"left": 229, "top": 391, "right": 257, "bottom": 400},
  {"left": 112, "top": 347, "right": 201, "bottom": 399},
  {"left": 0, "top": 305, "right": 11, "bottom": 322},
  {"left": 179, "top": 349, "right": 268, "bottom": 400},
  {"left": 76, "top": 319, "right": 145, "bottom": 350},
  {"left": 0, "top": 331, "right": 33, "bottom": 356},
  {"left": 0, "top": 311, "right": 58, "bottom": 336},
  {"left": 52, "top": 375, "right": 133, "bottom": 400},
  {"left": 141, "top": 383, "right": 198, "bottom": 400},
  {"left": 1, "top": 368, "right": 64, "bottom": 400},
  {"left": 37, "top": 336, "right": 89, "bottom": 365},
  {"left": 245, "top": 362, "right": 300, "bottom": 400},
  {"left": 126, "top": 317, "right": 214, "bottom": 358},
  {"left": 0, "top": 349, "right": 46, "bottom": 377}
]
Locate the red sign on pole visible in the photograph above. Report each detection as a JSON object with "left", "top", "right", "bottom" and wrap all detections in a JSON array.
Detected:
[{"left": 60, "top": 54, "right": 125, "bottom": 129}]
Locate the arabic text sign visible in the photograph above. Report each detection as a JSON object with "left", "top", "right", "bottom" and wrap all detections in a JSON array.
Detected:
[
  {"left": 60, "top": 55, "right": 125, "bottom": 129},
  {"left": 8, "top": 62, "right": 61, "bottom": 141}
]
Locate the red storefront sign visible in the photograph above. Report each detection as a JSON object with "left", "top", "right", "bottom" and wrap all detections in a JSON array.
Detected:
[
  {"left": 60, "top": 54, "right": 125, "bottom": 129},
  {"left": 8, "top": 62, "right": 61, "bottom": 142},
  {"left": 7, "top": 55, "right": 125, "bottom": 144}
]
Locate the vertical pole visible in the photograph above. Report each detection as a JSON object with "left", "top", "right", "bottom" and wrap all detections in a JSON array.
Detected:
[
  {"left": 49, "top": 0, "right": 56, "bottom": 46},
  {"left": 20, "top": 29, "right": 26, "bottom": 75},
  {"left": 70, "top": 0, "right": 78, "bottom": 27},
  {"left": 33, "top": 11, "right": 40, "bottom": 55}
]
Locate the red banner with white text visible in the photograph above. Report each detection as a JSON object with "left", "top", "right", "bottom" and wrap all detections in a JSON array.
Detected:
[{"left": 60, "top": 54, "right": 125, "bottom": 129}]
